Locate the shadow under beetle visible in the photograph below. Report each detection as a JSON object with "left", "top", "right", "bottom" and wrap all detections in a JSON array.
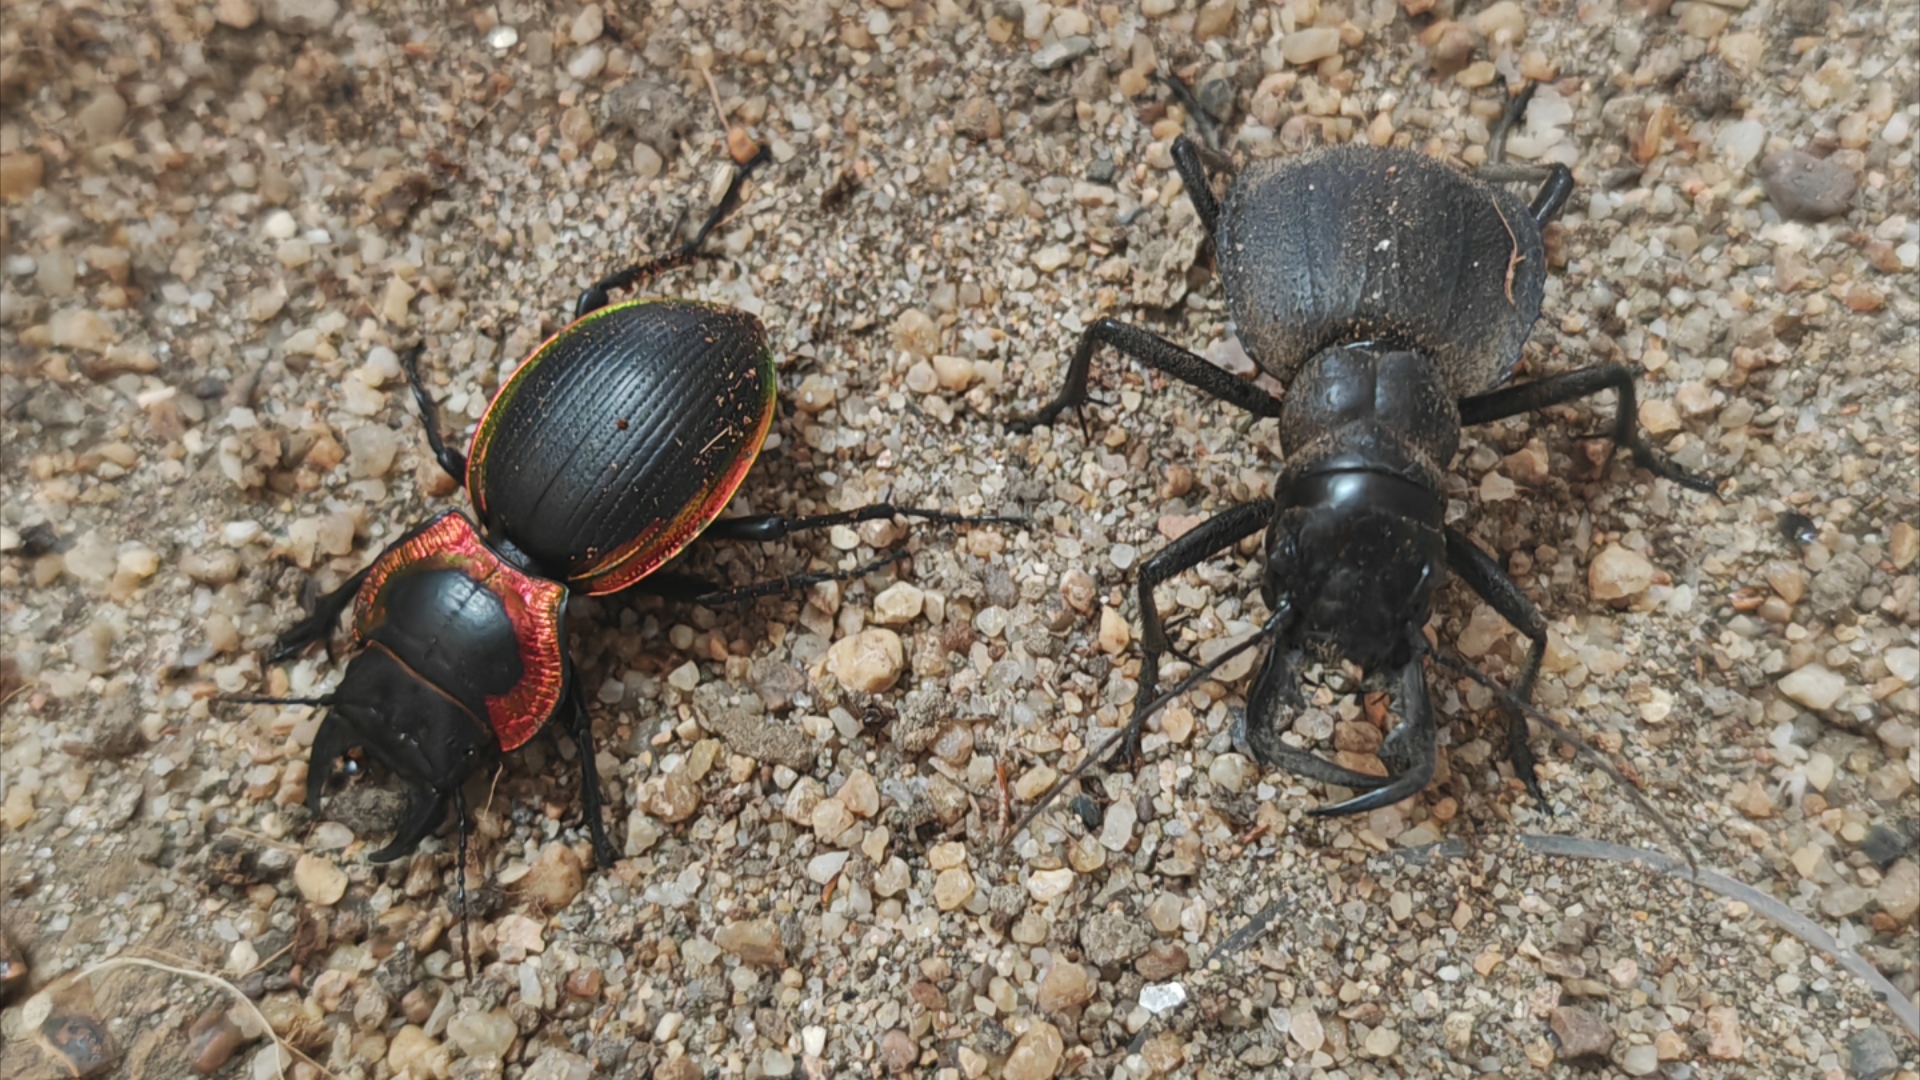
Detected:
[
  {"left": 1015, "top": 124, "right": 1717, "bottom": 817},
  {"left": 253, "top": 153, "right": 1014, "bottom": 869}
]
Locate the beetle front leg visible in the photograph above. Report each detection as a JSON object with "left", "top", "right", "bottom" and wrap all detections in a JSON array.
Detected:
[
  {"left": 1010, "top": 318, "right": 1284, "bottom": 435},
  {"left": 1444, "top": 528, "right": 1550, "bottom": 807},
  {"left": 269, "top": 565, "right": 372, "bottom": 662},
  {"left": 1457, "top": 364, "right": 1720, "bottom": 493},
  {"left": 402, "top": 343, "right": 469, "bottom": 483},
  {"left": 1123, "top": 499, "right": 1274, "bottom": 760}
]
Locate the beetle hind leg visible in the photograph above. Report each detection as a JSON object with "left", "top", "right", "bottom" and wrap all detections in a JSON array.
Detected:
[{"left": 1010, "top": 318, "right": 1284, "bottom": 436}]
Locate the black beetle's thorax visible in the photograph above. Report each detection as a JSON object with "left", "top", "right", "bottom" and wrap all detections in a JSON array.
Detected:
[{"left": 1277, "top": 345, "right": 1463, "bottom": 471}]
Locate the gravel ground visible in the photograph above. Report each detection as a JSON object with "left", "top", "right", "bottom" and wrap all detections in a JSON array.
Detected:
[{"left": 1, "top": 0, "right": 1916, "bottom": 1077}]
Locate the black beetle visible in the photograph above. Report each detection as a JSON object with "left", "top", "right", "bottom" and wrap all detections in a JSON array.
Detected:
[
  {"left": 253, "top": 153, "right": 1013, "bottom": 869},
  {"left": 1015, "top": 121, "right": 1717, "bottom": 817}
]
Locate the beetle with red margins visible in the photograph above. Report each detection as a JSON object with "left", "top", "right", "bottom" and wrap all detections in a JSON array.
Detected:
[{"left": 243, "top": 150, "right": 1017, "bottom": 878}]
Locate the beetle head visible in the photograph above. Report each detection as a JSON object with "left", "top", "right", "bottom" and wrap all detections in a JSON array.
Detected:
[
  {"left": 1261, "top": 501, "right": 1445, "bottom": 679},
  {"left": 307, "top": 645, "right": 494, "bottom": 862}
]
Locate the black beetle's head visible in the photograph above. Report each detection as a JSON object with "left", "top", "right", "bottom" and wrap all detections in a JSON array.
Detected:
[
  {"left": 307, "top": 646, "right": 493, "bottom": 862},
  {"left": 1262, "top": 501, "right": 1446, "bottom": 677}
]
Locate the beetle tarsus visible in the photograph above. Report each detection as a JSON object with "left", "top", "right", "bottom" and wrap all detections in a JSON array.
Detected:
[
  {"left": 1457, "top": 362, "right": 1721, "bottom": 493},
  {"left": 403, "top": 343, "right": 470, "bottom": 483}
]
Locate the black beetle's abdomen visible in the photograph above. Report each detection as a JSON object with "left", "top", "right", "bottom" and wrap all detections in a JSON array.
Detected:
[
  {"left": 467, "top": 299, "right": 776, "bottom": 594},
  {"left": 1214, "top": 146, "right": 1548, "bottom": 395}
]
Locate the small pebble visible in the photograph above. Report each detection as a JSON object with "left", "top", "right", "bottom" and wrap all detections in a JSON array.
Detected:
[
  {"left": 1035, "top": 962, "right": 1094, "bottom": 1012},
  {"left": 1848, "top": 1028, "right": 1900, "bottom": 1080},
  {"left": 1777, "top": 664, "right": 1846, "bottom": 710},
  {"left": 1003, "top": 1021, "right": 1064, "bottom": 1080},
  {"left": 293, "top": 854, "right": 348, "bottom": 906},
  {"left": 1759, "top": 150, "right": 1857, "bottom": 221},
  {"left": 1281, "top": 27, "right": 1342, "bottom": 65},
  {"left": 1589, "top": 545, "right": 1655, "bottom": 600},
  {"left": 714, "top": 919, "right": 785, "bottom": 967},
  {"left": 1548, "top": 1005, "right": 1615, "bottom": 1059},
  {"left": 826, "top": 629, "right": 904, "bottom": 693}
]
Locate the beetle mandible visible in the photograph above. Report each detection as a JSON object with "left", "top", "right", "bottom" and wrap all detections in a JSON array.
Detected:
[{"left": 1015, "top": 110, "right": 1717, "bottom": 816}]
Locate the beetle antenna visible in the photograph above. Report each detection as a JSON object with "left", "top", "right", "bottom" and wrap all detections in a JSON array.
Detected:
[
  {"left": 453, "top": 785, "right": 475, "bottom": 979},
  {"left": 1426, "top": 648, "right": 1696, "bottom": 870},
  {"left": 219, "top": 694, "right": 335, "bottom": 708},
  {"left": 1000, "top": 612, "right": 1284, "bottom": 849}
]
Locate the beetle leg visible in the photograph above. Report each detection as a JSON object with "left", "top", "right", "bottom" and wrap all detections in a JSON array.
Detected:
[
  {"left": 1127, "top": 499, "right": 1275, "bottom": 759},
  {"left": 574, "top": 145, "right": 772, "bottom": 318},
  {"left": 269, "top": 565, "right": 372, "bottom": 662},
  {"left": 1306, "top": 661, "right": 1438, "bottom": 816},
  {"left": 560, "top": 681, "right": 619, "bottom": 867},
  {"left": 1444, "top": 528, "right": 1550, "bottom": 808},
  {"left": 702, "top": 505, "right": 1026, "bottom": 544},
  {"left": 368, "top": 785, "right": 452, "bottom": 863},
  {"left": 688, "top": 550, "right": 910, "bottom": 606},
  {"left": 402, "top": 342, "right": 469, "bottom": 482},
  {"left": 1010, "top": 318, "right": 1284, "bottom": 435},
  {"left": 1457, "top": 363, "right": 1720, "bottom": 493},
  {"left": 1170, "top": 135, "right": 1220, "bottom": 235},
  {"left": 1527, "top": 165, "right": 1576, "bottom": 226}
]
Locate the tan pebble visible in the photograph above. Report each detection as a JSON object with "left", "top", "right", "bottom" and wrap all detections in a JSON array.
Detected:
[
  {"left": 1729, "top": 779, "right": 1775, "bottom": 818},
  {"left": 3, "top": 789, "right": 35, "bottom": 830},
  {"left": 887, "top": 305, "right": 940, "bottom": 355},
  {"left": 1026, "top": 867, "right": 1075, "bottom": 902},
  {"left": 827, "top": 629, "right": 904, "bottom": 693},
  {"left": 811, "top": 798, "right": 856, "bottom": 843},
  {"left": 1777, "top": 663, "right": 1846, "bottom": 710},
  {"left": 386, "top": 1025, "right": 448, "bottom": 1077},
  {"left": 1889, "top": 522, "right": 1920, "bottom": 570},
  {"left": 1421, "top": 20, "right": 1475, "bottom": 73},
  {"left": 1703, "top": 1006, "right": 1743, "bottom": 1059},
  {"left": 493, "top": 913, "right": 545, "bottom": 955},
  {"left": 1676, "top": 1, "right": 1730, "bottom": 37},
  {"left": 1280, "top": 27, "right": 1342, "bottom": 65},
  {"left": 1117, "top": 68, "right": 1151, "bottom": 97},
  {"left": 927, "top": 841, "right": 968, "bottom": 871},
  {"left": 1362, "top": 1025, "right": 1402, "bottom": 1059},
  {"left": 1639, "top": 398, "right": 1681, "bottom": 435},
  {"left": 214, "top": 0, "right": 257, "bottom": 24},
  {"left": 1654, "top": 1030, "right": 1689, "bottom": 1060},
  {"left": 931, "top": 355, "right": 976, "bottom": 391},
  {"left": 1032, "top": 244, "right": 1072, "bottom": 273},
  {"left": 1193, "top": 0, "right": 1236, "bottom": 39},
  {"left": 1097, "top": 608, "right": 1131, "bottom": 655},
  {"left": 1290, "top": 1004, "right": 1325, "bottom": 1052},
  {"left": 932, "top": 866, "right": 973, "bottom": 910},
  {"left": 1035, "top": 961, "right": 1093, "bottom": 1012},
  {"left": 715, "top": 919, "right": 785, "bottom": 966},
  {"left": 646, "top": 771, "right": 701, "bottom": 823},
  {"left": 382, "top": 277, "right": 416, "bottom": 326},
  {"left": 837, "top": 770, "right": 881, "bottom": 817},
  {"left": 871, "top": 582, "right": 924, "bottom": 625},
  {"left": 1589, "top": 545, "right": 1655, "bottom": 601},
  {"left": 1875, "top": 859, "right": 1919, "bottom": 923},
  {"left": 1012, "top": 764, "right": 1057, "bottom": 801},
  {"left": 0, "top": 153, "right": 43, "bottom": 201},
  {"left": 1456, "top": 60, "right": 1499, "bottom": 88},
  {"left": 1003, "top": 1021, "right": 1064, "bottom": 1080},
  {"left": 49, "top": 309, "right": 116, "bottom": 353},
  {"left": 1471, "top": 0, "right": 1528, "bottom": 44},
  {"left": 294, "top": 854, "right": 348, "bottom": 906},
  {"left": 522, "top": 842, "right": 584, "bottom": 909}
]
